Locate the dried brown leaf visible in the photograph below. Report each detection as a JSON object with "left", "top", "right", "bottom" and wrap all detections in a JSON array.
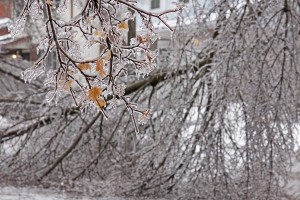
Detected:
[
  {"left": 88, "top": 86, "right": 102, "bottom": 101},
  {"left": 117, "top": 21, "right": 129, "bottom": 31},
  {"left": 94, "top": 30, "right": 106, "bottom": 39},
  {"left": 95, "top": 98, "right": 106, "bottom": 108},
  {"left": 78, "top": 63, "right": 92, "bottom": 71},
  {"left": 96, "top": 58, "right": 106, "bottom": 78},
  {"left": 104, "top": 50, "right": 111, "bottom": 61}
]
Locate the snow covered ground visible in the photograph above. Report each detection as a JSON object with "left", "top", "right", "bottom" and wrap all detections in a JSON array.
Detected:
[
  {"left": 1, "top": 160, "right": 300, "bottom": 200},
  {"left": 284, "top": 152, "right": 300, "bottom": 199},
  {"left": 1, "top": 162, "right": 299, "bottom": 199},
  {"left": 0, "top": 186, "right": 122, "bottom": 200}
]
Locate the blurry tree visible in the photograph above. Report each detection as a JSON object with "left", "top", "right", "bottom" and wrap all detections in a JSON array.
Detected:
[{"left": 0, "top": 0, "right": 299, "bottom": 199}]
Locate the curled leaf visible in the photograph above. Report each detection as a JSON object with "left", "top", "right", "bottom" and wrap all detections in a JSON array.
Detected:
[
  {"left": 96, "top": 58, "right": 106, "bottom": 78},
  {"left": 117, "top": 21, "right": 129, "bottom": 31},
  {"left": 147, "top": 52, "right": 153, "bottom": 62},
  {"left": 136, "top": 35, "right": 150, "bottom": 44},
  {"left": 78, "top": 63, "right": 91, "bottom": 71},
  {"left": 95, "top": 30, "right": 106, "bottom": 39},
  {"left": 104, "top": 50, "right": 111, "bottom": 61},
  {"left": 88, "top": 86, "right": 102, "bottom": 101},
  {"left": 95, "top": 98, "right": 106, "bottom": 108},
  {"left": 136, "top": 35, "right": 143, "bottom": 44}
]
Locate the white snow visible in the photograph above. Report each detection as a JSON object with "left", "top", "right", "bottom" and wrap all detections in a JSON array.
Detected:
[
  {"left": 0, "top": 186, "right": 93, "bottom": 200},
  {"left": 0, "top": 18, "right": 11, "bottom": 29},
  {"left": 0, "top": 34, "right": 12, "bottom": 42},
  {"left": 0, "top": 186, "right": 123, "bottom": 200},
  {"left": 0, "top": 116, "right": 10, "bottom": 128},
  {"left": 284, "top": 152, "right": 300, "bottom": 199}
]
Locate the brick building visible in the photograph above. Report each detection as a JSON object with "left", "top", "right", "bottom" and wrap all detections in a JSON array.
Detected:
[{"left": 0, "top": 0, "right": 12, "bottom": 18}]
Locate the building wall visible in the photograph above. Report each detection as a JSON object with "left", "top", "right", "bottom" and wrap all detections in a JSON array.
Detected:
[
  {"left": 0, "top": 0, "right": 12, "bottom": 36},
  {"left": 63, "top": 0, "right": 101, "bottom": 60},
  {"left": 0, "top": 0, "right": 12, "bottom": 18},
  {"left": 136, "top": 0, "right": 192, "bottom": 50},
  {"left": 136, "top": 0, "right": 210, "bottom": 51},
  {"left": 0, "top": 27, "right": 8, "bottom": 35}
]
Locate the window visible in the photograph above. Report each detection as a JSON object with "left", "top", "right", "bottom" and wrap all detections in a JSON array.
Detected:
[
  {"left": 151, "top": 0, "right": 160, "bottom": 9},
  {"left": 21, "top": 52, "right": 30, "bottom": 61}
]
